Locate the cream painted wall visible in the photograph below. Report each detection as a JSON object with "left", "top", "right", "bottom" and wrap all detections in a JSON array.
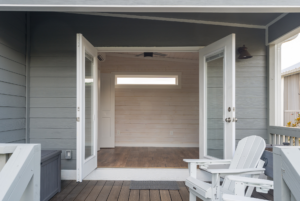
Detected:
[{"left": 101, "top": 55, "right": 199, "bottom": 147}]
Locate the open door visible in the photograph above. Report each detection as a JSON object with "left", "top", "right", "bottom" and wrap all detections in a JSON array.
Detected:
[
  {"left": 76, "top": 34, "right": 98, "bottom": 182},
  {"left": 199, "top": 34, "right": 236, "bottom": 159}
]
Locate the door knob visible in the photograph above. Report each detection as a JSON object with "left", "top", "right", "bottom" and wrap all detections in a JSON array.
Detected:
[
  {"left": 225, "top": 117, "right": 231, "bottom": 122},
  {"left": 233, "top": 118, "right": 238, "bottom": 122}
]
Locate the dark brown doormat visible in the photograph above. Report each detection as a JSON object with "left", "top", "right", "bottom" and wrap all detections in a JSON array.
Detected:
[{"left": 130, "top": 181, "right": 179, "bottom": 190}]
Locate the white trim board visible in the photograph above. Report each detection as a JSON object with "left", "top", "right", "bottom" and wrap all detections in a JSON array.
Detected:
[
  {"left": 61, "top": 168, "right": 210, "bottom": 181},
  {"left": 97, "top": 46, "right": 203, "bottom": 52},
  {"left": 106, "top": 53, "right": 199, "bottom": 64},
  {"left": 115, "top": 143, "right": 199, "bottom": 147},
  {"left": 76, "top": 12, "right": 266, "bottom": 29},
  {"left": 1, "top": 5, "right": 300, "bottom": 13}
]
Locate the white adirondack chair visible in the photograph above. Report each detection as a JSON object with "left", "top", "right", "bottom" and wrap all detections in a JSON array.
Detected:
[
  {"left": 222, "top": 176, "right": 273, "bottom": 201},
  {"left": 184, "top": 135, "right": 266, "bottom": 201},
  {"left": 222, "top": 195, "right": 269, "bottom": 201}
]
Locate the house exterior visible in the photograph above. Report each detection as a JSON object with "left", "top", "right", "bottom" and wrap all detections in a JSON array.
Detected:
[{"left": 1, "top": 1, "right": 300, "bottom": 184}]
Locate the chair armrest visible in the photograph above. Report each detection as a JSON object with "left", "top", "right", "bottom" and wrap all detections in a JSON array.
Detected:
[
  {"left": 206, "top": 168, "right": 265, "bottom": 177},
  {"left": 222, "top": 194, "right": 268, "bottom": 201},
  {"left": 227, "top": 176, "right": 273, "bottom": 194},
  {"left": 183, "top": 159, "right": 232, "bottom": 169},
  {"left": 227, "top": 176, "right": 273, "bottom": 187}
]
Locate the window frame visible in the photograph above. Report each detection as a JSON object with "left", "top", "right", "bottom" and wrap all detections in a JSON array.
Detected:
[{"left": 114, "top": 72, "right": 182, "bottom": 89}]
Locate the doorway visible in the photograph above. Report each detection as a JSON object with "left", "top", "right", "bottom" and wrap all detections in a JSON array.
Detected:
[{"left": 76, "top": 35, "right": 236, "bottom": 181}]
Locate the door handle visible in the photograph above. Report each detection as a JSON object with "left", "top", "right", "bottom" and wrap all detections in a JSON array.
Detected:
[{"left": 225, "top": 117, "right": 231, "bottom": 122}]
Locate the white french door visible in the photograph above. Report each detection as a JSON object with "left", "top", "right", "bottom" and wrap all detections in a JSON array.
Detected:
[
  {"left": 76, "top": 34, "right": 98, "bottom": 182},
  {"left": 199, "top": 34, "right": 236, "bottom": 159}
]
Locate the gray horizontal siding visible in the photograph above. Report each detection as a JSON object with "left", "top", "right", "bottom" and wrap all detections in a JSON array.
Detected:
[
  {"left": 0, "top": 12, "right": 26, "bottom": 143},
  {"left": 29, "top": 12, "right": 267, "bottom": 169}
]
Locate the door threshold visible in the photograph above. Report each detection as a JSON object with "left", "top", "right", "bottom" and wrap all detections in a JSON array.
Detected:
[{"left": 62, "top": 168, "right": 210, "bottom": 181}]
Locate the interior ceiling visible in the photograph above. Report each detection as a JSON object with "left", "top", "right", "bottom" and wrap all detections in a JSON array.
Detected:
[
  {"left": 113, "top": 13, "right": 283, "bottom": 26},
  {"left": 108, "top": 52, "right": 199, "bottom": 61}
]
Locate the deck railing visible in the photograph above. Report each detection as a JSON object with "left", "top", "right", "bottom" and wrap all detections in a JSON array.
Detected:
[
  {"left": 269, "top": 126, "right": 300, "bottom": 146},
  {"left": 0, "top": 144, "right": 41, "bottom": 201}
]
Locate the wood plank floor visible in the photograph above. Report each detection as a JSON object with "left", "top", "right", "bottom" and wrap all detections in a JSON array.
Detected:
[
  {"left": 97, "top": 147, "right": 199, "bottom": 168},
  {"left": 50, "top": 180, "right": 273, "bottom": 201}
]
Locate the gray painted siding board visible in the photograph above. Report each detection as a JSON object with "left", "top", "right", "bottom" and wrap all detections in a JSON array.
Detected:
[
  {"left": 30, "top": 129, "right": 76, "bottom": 139},
  {"left": 0, "top": 94, "right": 26, "bottom": 107},
  {"left": 30, "top": 138, "right": 76, "bottom": 149},
  {"left": 30, "top": 98, "right": 76, "bottom": 107},
  {"left": 268, "top": 13, "right": 300, "bottom": 43},
  {"left": 0, "top": 81, "right": 26, "bottom": 96},
  {"left": 30, "top": 77, "right": 75, "bottom": 88},
  {"left": 30, "top": 67, "right": 76, "bottom": 77},
  {"left": 0, "top": 68, "right": 26, "bottom": 86},
  {"left": 30, "top": 56, "right": 76, "bottom": 67},
  {"left": 30, "top": 118, "right": 75, "bottom": 129},
  {"left": 0, "top": 43, "right": 25, "bottom": 65},
  {"left": 0, "top": 119, "right": 25, "bottom": 132},
  {"left": 0, "top": 129, "right": 26, "bottom": 143},
  {"left": 30, "top": 108, "right": 75, "bottom": 118},
  {"left": 30, "top": 88, "right": 76, "bottom": 98},
  {"left": 0, "top": 12, "right": 26, "bottom": 143},
  {"left": 0, "top": 107, "right": 25, "bottom": 119},
  {"left": 61, "top": 159, "right": 76, "bottom": 170},
  {"left": 0, "top": 28, "right": 26, "bottom": 54},
  {"left": 10, "top": 139, "right": 26, "bottom": 143},
  {"left": 0, "top": 56, "right": 25, "bottom": 75}
]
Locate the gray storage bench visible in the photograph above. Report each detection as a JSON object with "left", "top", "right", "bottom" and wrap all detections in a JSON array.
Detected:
[{"left": 41, "top": 150, "right": 62, "bottom": 201}]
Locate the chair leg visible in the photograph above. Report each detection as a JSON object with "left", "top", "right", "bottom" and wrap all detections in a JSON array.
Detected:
[{"left": 189, "top": 191, "right": 196, "bottom": 201}]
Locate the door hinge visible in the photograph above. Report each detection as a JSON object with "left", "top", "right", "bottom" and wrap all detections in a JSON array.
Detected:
[{"left": 77, "top": 117, "right": 80, "bottom": 122}]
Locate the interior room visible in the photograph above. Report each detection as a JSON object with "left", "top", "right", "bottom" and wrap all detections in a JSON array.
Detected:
[{"left": 97, "top": 51, "right": 201, "bottom": 168}]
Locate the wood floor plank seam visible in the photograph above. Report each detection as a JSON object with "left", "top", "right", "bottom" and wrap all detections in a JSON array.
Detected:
[{"left": 85, "top": 180, "right": 107, "bottom": 201}]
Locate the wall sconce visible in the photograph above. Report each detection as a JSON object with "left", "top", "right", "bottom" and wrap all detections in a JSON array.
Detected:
[{"left": 238, "top": 45, "right": 252, "bottom": 59}]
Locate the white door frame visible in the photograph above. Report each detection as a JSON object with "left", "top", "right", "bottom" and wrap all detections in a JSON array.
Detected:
[{"left": 199, "top": 34, "right": 236, "bottom": 159}]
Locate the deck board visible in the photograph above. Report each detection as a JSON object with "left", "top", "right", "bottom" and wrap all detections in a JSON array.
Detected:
[
  {"left": 85, "top": 181, "right": 106, "bottom": 201},
  {"left": 50, "top": 180, "right": 273, "bottom": 201}
]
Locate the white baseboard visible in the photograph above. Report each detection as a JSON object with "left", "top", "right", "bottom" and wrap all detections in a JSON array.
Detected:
[
  {"left": 61, "top": 168, "right": 210, "bottom": 181},
  {"left": 115, "top": 143, "right": 199, "bottom": 147}
]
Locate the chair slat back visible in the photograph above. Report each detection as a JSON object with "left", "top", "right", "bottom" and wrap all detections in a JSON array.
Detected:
[{"left": 222, "top": 136, "right": 266, "bottom": 193}]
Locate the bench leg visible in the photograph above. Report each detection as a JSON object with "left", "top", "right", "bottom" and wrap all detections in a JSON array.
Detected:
[{"left": 189, "top": 191, "right": 196, "bottom": 201}]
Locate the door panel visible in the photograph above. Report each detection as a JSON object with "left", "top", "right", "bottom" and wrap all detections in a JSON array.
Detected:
[
  {"left": 199, "top": 34, "right": 236, "bottom": 159},
  {"left": 76, "top": 34, "right": 98, "bottom": 182},
  {"left": 99, "top": 73, "right": 115, "bottom": 148}
]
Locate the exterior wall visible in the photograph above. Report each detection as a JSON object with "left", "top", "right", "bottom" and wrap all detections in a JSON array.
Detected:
[
  {"left": 283, "top": 73, "right": 300, "bottom": 126},
  {"left": 268, "top": 13, "right": 300, "bottom": 43},
  {"left": 101, "top": 55, "right": 199, "bottom": 147},
  {"left": 0, "top": 12, "right": 26, "bottom": 143},
  {"left": 29, "top": 12, "right": 267, "bottom": 169}
]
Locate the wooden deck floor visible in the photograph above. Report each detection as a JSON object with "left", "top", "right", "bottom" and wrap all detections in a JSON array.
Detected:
[
  {"left": 50, "top": 180, "right": 274, "bottom": 201},
  {"left": 97, "top": 147, "right": 199, "bottom": 168}
]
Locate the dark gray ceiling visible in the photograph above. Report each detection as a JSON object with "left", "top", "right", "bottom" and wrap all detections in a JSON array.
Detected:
[{"left": 116, "top": 13, "right": 283, "bottom": 26}]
